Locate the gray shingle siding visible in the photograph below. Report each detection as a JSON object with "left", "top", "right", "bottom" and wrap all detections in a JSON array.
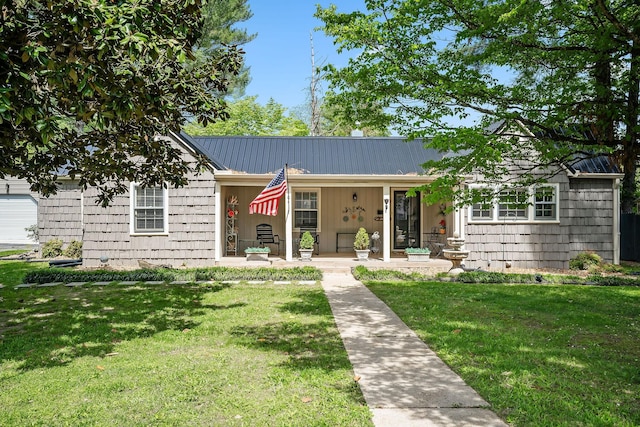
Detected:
[
  {"left": 464, "top": 176, "right": 616, "bottom": 269},
  {"left": 38, "top": 180, "right": 83, "bottom": 247},
  {"left": 81, "top": 170, "right": 217, "bottom": 268}
]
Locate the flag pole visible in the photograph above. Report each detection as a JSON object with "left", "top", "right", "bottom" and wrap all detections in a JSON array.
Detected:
[{"left": 284, "top": 163, "right": 293, "bottom": 261}]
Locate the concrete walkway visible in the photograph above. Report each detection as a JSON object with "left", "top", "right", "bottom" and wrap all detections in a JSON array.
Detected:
[{"left": 321, "top": 267, "right": 508, "bottom": 427}]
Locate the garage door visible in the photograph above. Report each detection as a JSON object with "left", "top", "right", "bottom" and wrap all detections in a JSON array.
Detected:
[{"left": 0, "top": 195, "right": 38, "bottom": 244}]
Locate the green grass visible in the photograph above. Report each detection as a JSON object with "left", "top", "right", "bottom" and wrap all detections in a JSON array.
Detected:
[
  {"left": 0, "top": 249, "right": 30, "bottom": 258},
  {"left": 0, "top": 260, "right": 48, "bottom": 287},
  {"left": 364, "top": 280, "right": 640, "bottom": 426},
  {"left": 0, "top": 279, "right": 371, "bottom": 426}
]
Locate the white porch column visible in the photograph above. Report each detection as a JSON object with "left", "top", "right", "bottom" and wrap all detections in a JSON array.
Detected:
[
  {"left": 383, "top": 186, "right": 391, "bottom": 262},
  {"left": 285, "top": 186, "right": 293, "bottom": 261},
  {"left": 214, "top": 182, "right": 222, "bottom": 262}
]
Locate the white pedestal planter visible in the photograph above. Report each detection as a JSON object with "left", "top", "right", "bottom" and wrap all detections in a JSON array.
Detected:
[{"left": 299, "top": 249, "right": 313, "bottom": 261}]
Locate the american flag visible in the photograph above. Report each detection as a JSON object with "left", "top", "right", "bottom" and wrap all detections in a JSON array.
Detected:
[{"left": 249, "top": 167, "right": 287, "bottom": 216}]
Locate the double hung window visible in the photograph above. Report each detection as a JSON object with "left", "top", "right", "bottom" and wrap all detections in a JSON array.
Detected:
[
  {"left": 131, "top": 184, "right": 168, "bottom": 234},
  {"left": 294, "top": 190, "right": 319, "bottom": 229}
]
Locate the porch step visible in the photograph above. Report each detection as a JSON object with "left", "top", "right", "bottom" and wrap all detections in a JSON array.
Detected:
[{"left": 318, "top": 266, "right": 352, "bottom": 274}]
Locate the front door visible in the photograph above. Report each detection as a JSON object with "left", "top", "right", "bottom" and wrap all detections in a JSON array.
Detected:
[{"left": 393, "top": 191, "right": 420, "bottom": 250}]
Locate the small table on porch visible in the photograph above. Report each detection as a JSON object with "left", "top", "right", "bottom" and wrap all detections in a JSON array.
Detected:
[
  {"left": 424, "top": 232, "right": 446, "bottom": 257},
  {"left": 336, "top": 232, "right": 357, "bottom": 252}
]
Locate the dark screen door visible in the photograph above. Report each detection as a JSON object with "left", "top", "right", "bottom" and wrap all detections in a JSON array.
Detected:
[{"left": 393, "top": 191, "right": 420, "bottom": 250}]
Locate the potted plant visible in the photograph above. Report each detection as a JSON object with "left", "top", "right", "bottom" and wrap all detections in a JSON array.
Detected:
[
  {"left": 298, "top": 231, "right": 315, "bottom": 261},
  {"left": 244, "top": 246, "right": 270, "bottom": 261},
  {"left": 405, "top": 247, "right": 431, "bottom": 262},
  {"left": 353, "top": 227, "right": 370, "bottom": 261}
]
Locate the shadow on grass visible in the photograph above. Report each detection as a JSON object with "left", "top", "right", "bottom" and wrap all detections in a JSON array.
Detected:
[
  {"left": 229, "top": 287, "right": 366, "bottom": 404},
  {"left": 0, "top": 282, "right": 231, "bottom": 371},
  {"left": 228, "top": 287, "right": 366, "bottom": 405},
  {"left": 230, "top": 288, "right": 351, "bottom": 372}
]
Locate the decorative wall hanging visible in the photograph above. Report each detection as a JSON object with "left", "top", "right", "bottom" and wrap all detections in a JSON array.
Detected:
[{"left": 342, "top": 205, "right": 366, "bottom": 222}]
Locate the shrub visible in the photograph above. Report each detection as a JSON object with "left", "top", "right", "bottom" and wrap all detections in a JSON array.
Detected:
[
  {"left": 22, "top": 266, "right": 323, "bottom": 285},
  {"left": 25, "top": 224, "right": 38, "bottom": 243},
  {"left": 195, "top": 266, "right": 322, "bottom": 281},
  {"left": 352, "top": 266, "right": 426, "bottom": 281},
  {"left": 353, "top": 227, "right": 370, "bottom": 250},
  {"left": 587, "top": 275, "right": 640, "bottom": 287},
  {"left": 299, "top": 231, "right": 315, "bottom": 250},
  {"left": 569, "top": 251, "right": 602, "bottom": 270},
  {"left": 63, "top": 240, "right": 83, "bottom": 258},
  {"left": 457, "top": 271, "right": 536, "bottom": 284},
  {"left": 41, "top": 239, "right": 63, "bottom": 258}
]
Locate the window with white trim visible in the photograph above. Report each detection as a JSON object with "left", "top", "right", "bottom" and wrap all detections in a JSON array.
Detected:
[
  {"left": 498, "top": 188, "right": 529, "bottom": 220},
  {"left": 471, "top": 189, "right": 493, "bottom": 220},
  {"left": 131, "top": 184, "right": 168, "bottom": 234},
  {"left": 294, "top": 190, "right": 319, "bottom": 229},
  {"left": 468, "top": 184, "right": 559, "bottom": 223},
  {"left": 534, "top": 186, "right": 557, "bottom": 220}
]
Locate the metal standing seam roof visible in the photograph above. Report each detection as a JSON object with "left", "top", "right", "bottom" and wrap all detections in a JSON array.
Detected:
[
  {"left": 177, "top": 130, "right": 620, "bottom": 177},
  {"left": 179, "top": 134, "right": 443, "bottom": 175},
  {"left": 566, "top": 155, "right": 621, "bottom": 175}
]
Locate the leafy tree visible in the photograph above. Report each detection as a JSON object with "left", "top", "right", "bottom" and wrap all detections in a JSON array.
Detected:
[
  {"left": 196, "top": 0, "right": 255, "bottom": 97},
  {"left": 184, "top": 96, "right": 309, "bottom": 136},
  {"left": 317, "top": 1, "right": 640, "bottom": 211},
  {"left": 1, "top": 0, "right": 242, "bottom": 206}
]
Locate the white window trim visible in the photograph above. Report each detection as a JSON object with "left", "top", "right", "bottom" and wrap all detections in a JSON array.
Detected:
[
  {"left": 129, "top": 183, "right": 169, "bottom": 235},
  {"left": 293, "top": 188, "right": 321, "bottom": 232},
  {"left": 467, "top": 183, "right": 560, "bottom": 224},
  {"left": 533, "top": 184, "right": 559, "bottom": 221}
]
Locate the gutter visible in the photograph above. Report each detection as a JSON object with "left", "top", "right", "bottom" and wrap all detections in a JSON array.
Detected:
[{"left": 613, "top": 178, "right": 621, "bottom": 264}]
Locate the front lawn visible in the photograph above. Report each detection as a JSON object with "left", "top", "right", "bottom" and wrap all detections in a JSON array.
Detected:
[
  {"left": 365, "top": 280, "right": 640, "bottom": 426},
  {"left": 0, "top": 276, "right": 371, "bottom": 426}
]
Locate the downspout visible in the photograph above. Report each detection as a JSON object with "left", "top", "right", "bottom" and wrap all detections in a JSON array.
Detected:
[
  {"left": 613, "top": 178, "right": 620, "bottom": 264},
  {"left": 80, "top": 188, "right": 84, "bottom": 262},
  {"left": 214, "top": 182, "right": 222, "bottom": 262}
]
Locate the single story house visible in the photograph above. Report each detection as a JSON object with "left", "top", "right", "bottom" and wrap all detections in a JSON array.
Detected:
[{"left": 37, "top": 126, "right": 622, "bottom": 270}]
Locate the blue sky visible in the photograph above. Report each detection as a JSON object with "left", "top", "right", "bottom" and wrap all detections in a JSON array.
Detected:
[{"left": 243, "top": 1, "right": 365, "bottom": 112}]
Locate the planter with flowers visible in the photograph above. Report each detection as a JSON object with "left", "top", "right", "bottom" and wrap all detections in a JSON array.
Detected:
[
  {"left": 405, "top": 247, "right": 431, "bottom": 262},
  {"left": 244, "top": 246, "right": 270, "bottom": 261},
  {"left": 438, "top": 204, "right": 447, "bottom": 234}
]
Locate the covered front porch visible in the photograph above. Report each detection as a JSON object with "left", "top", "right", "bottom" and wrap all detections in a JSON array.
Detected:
[{"left": 214, "top": 172, "right": 464, "bottom": 263}]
